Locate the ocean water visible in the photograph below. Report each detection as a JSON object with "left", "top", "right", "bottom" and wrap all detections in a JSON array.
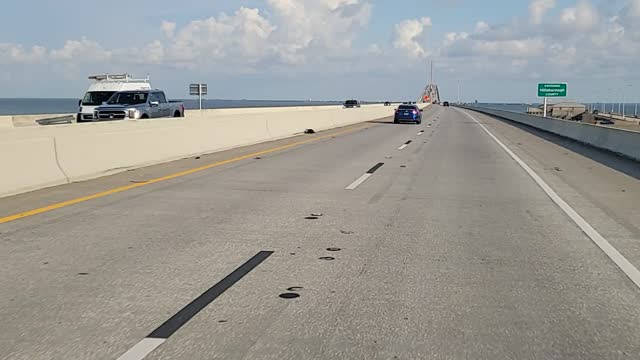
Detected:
[
  {"left": 473, "top": 103, "right": 532, "bottom": 113},
  {"left": 473, "top": 102, "right": 640, "bottom": 116},
  {"left": 0, "top": 98, "right": 347, "bottom": 115}
]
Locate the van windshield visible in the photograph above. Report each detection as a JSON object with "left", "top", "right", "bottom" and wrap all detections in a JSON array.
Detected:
[
  {"left": 82, "top": 91, "right": 116, "bottom": 106},
  {"left": 107, "top": 92, "right": 149, "bottom": 105}
]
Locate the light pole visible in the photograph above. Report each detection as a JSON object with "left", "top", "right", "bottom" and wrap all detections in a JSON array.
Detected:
[
  {"left": 623, "top": 84, "right": 632, "bottom": 120},
  {"left": 610, "top": 89, "right": 616, "bottom": 114},
  {"left": 457, "top": 80, "right": 461, "bottom": 104}
]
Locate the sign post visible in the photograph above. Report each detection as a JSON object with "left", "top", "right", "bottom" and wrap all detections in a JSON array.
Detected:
[
  {"left": 189, "top": 83, "right": 208, "bottom": 111},
  {"left": 538, "top": 83, "right": 567, "bottom": 118}
]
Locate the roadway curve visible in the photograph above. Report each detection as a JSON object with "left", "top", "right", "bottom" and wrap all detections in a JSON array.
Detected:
[{"left": 1, "top": 105, "right": 640, "bottom": 359}]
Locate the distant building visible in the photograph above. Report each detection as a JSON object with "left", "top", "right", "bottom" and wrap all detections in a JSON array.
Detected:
[
  {"left": 549, "top": 102, "right": 587, "bottom": 119},
  {"left": 527, "top": 101, "right": 587, "bottom": 120},
  {"left": 527, "top": 107, "right": 544, "bottom": 115}
]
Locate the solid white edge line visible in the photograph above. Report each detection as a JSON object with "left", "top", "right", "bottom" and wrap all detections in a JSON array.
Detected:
[
  {"left": 398, "top": 144, "right": 408, "bottom": 150},
  {"left": 116, "top": 338, "right": 166, "bottom": 360},
  {"left": 457, "top": 108, "right": 640, "bottom": 289},
  {"left": 346, "top": 173, "right": 372, "bottom": 190}
]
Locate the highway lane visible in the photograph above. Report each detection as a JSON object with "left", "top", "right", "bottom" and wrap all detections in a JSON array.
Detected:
[
  {"left": 463, "top": 108, "right": 640, "bottom": 271},
  {"left": 2, "top": 105, "right": 640, "bottom": 359}
]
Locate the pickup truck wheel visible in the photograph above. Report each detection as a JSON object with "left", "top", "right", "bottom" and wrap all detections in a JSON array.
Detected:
[
  {"left": 140, "top": 114, "right": 149, "bottom": 119},
  {"left": 173, "top": 111, "right": 182, "bottom": 118}
]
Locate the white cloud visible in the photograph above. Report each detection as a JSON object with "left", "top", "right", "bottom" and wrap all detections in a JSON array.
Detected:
[
  {"left": 560, "top": 0, "right": 598, "bottom": 30},
  {"left": 3, "top": 0, "right": 640, "bottom": 96},
  {"left": 50, "top": 38, "right": 112, "bottom": 62},
  {"left": 444, "top": 32, "right": 469, "bottom": 46},
  {"left": 266, "top": 0, "right": 372, "bottom": 64},
  {"left": 475, "top": 21, "right": 490, "bottom": 33},
  {"left": 150, "top": 1, "right": 373, "bottom": 68},
  {"left": 117, "top": 40, "right": 165, "bottom": 65},
  {"left": 620, "top": 0, "right": 640, "bottom": 39},
  {"left": 473, "top": 38, "right": 545, "bottom": 57},
  {"left": 393, "top": 17, "right": 432, "bottom": 58},
  {"left": 4, "top": 1, "right": 374, "bottom": 72},
  {"left": 442, "top": 0, "right": 638, "bottom": 70},
  {"left": 529, "top": 0, "right": 556, "bottom": 24},
  {"left": 0, "top": 43, "right": 47, "bottom": 64},
  {"left": 163, "top": 6, "right": 275, "bottom": 68},
  {"left": 161, "top": 21, "right": 176, "bottom": 39}
]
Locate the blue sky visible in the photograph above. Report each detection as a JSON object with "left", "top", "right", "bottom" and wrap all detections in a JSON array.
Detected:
[{"left": 1, "top": 0, "right": 638, "bottom": 102}]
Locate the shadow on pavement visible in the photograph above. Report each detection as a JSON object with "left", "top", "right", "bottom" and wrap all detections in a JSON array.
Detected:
[
  {"left": 367, "top": 119, "right": 394, "bottom": 124},
  {"left": 366, "top": 120, "right": 424, "bottom": 125},
  {"left": 490, "top": 116, "right": 640, "bottom": 181}
]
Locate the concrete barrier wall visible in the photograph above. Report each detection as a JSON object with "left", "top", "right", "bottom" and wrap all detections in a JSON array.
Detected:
[
  {"left": 0, "top": 104, "right": 400, "bottom": 197},
  {"left": 461, "top": 106, "right": 640, "bottom": 161},
  {"left": 0, "top": 137, "right": 68, "bottom": 196},
  {"left": 0, "top": 114, "right": 74, "bottom": 128}
]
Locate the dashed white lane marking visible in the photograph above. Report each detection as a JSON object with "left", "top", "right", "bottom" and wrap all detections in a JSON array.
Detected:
[
  {"left": 345, "top": 173, "right": 373, "bottom": 190},
  {"left": 458, "top": 108, "right": 640, "bottom": 290},
  {"left": 116, "top": 338, "right": 166, "bottom": 360},
  {"left": 398, "top": 144, "right": 408, "bottom": 150}
]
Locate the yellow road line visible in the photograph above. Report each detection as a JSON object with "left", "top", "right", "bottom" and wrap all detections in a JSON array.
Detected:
[{"left": 0, "top": 125, "right": 369, "bottom": 224}]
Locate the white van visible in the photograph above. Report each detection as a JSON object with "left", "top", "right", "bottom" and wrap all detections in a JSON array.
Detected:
[{"left": 77, "top": 74, "right": 151, "bottom": 122}]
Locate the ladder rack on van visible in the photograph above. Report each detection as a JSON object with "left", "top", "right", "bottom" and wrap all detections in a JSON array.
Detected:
[{"left": 88, "top": 74, "right": 150, "bottom": 83}]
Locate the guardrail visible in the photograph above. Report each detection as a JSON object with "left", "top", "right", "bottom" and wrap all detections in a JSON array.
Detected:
[{"left": 458, "top": 105, "right": 640, "bottom": 161}]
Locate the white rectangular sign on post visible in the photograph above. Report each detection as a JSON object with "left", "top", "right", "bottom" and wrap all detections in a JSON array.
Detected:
[{"left": 189, "top": 84, "right": 208, "bottom": 110}]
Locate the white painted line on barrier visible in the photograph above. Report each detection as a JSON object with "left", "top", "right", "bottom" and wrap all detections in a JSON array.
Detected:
[
  {"left": 116, "top": 338, "right": 165, "bottom": 360},
  {"left": 458, "top": 108, "right": 640, "bottom": 290},
  {"left": 346, "top": 173, "right": 372, "bottom": 190},
  {"left": 398, "top": 144, "right": 408, "bottom": 150}
]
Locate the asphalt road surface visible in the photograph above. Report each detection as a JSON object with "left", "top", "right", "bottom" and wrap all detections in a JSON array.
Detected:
[{"left": 2, "top": 105, "right": 640, "bottom": 360}]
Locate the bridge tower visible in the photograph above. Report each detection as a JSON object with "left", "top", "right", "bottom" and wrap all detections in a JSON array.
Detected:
[{"left": 419, "top": 61, "right": 440, "bottom": 104}]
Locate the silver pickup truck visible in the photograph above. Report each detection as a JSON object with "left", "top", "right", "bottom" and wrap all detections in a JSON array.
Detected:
[{"left": 94, "top": 90, "right": 185, "bottom": 120}]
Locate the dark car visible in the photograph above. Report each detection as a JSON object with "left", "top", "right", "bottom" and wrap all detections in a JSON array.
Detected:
[
  {"left": 394, "top": 105, "right": 423, "bottom": 124},
  {"left": 344, "top": 100, "right": 361, "bottom": 108},
  {"left": 384, "top": 101, "right": 392, "bottom": 106},
  {"left": 443, "top": 101, "right": 450, "bottom": 107}
]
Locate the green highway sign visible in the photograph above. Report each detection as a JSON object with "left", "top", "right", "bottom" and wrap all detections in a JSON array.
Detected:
[{"left": 538, "top": 83, "right": 567, "bottom": 97}]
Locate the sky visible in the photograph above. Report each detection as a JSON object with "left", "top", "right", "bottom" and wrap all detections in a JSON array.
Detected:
[{"left": 1, "top": 0, "right": 639, "bottom": 103}]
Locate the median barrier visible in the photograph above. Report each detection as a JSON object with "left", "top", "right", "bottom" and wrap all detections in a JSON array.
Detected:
[
  {"left": 0, "top": 137, "right": 67, "bottom": 197},
  {"left": 0, "top": 116, "right": 13, "bottom": 128},
  {"left": 262, "top": 106, "right": 338, "bottom": 139},
  {"left": 460, "top": 106, "right": 640, "bottom": 161},
  {"left": 0, "top": 114, "right": 77, "bottom": 128},
  {"left": 0, "top": 104, "right": 396, "bottom": 197}
]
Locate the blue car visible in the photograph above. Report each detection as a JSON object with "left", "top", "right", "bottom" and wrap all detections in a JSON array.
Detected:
[{"left": 394, "top": 104, "right": 423, "bottom": 124}]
